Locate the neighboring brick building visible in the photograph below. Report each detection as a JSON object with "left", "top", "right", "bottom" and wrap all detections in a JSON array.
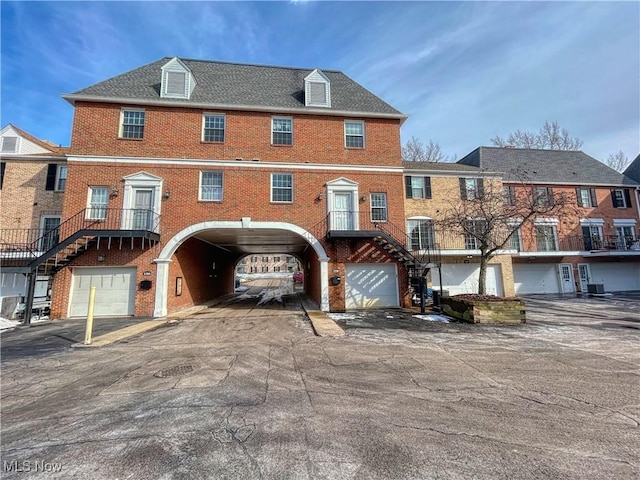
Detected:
[
  {"left": 456, "top": 147, "right": 640, "bottom": 294},
  {"left": 0, "top": 125, "right": 68, "bottom": 317},
  {"left": 237, "top": 255, "right": 301, "bottom": 274},
  {"left": 37, "top": 57, "right": 438, "bottom": 318}
]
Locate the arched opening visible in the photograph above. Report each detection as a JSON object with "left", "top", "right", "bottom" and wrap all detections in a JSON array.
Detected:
[{"left": 152, "top": 220, "right": 329, "bottom": 317}]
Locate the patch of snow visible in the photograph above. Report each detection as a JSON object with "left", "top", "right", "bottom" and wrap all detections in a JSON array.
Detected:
[
  {"left": 327, "top": 313, "right": 358, "bottom": 320},
  {"left": 386, "top": 315, "right": 394, "bottom": 319},
  {"left": 234, "top": 286, "right": 249, "bottom": 293},
  {"left": 0, "top": 317, "right": 20, "bottom": 330},
  {"left": 413, "top": 314, "right": 450, "bottom": 323}
]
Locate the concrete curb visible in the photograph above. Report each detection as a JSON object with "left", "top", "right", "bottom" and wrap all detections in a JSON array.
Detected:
[{"left": 298, "top": 293, "right": 345, "bottom": 337}]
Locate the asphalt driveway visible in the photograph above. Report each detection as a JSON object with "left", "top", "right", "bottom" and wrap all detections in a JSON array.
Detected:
[{"left": 1, "top": 290, "right": 639, "bottom": 479}]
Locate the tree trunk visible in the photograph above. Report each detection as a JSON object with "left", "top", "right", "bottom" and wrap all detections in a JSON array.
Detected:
[{"left": 478, "top": 255, "right": 488, "bottom": 295}]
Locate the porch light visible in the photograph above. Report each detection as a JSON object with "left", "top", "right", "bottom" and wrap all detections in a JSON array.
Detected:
[
  {"left": 316, "top": 193, "right": 323, "bottom": 201},
  {"left": 163, "top": 191, "right": 171, "bottom": 199},
  {"left": 97, "top": 254, "right": 106, "bottom": 262},
  {"left": 110, "top": 189, "right": 119, "bottom": 198},
  {"left": 360, "top": 195, "right": 367, "bottom": 202}
]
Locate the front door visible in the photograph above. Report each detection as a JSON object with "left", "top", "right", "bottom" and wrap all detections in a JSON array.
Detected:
[
  {"left": 578, "top": 263, "right": 591, "bottom": 293},
  {"left": 558, "top": 263, "right": 575, "bottom": 293},
  {"left": 332, "top": 192, "right": 353, "bottom": 230},
  {"left": 133, "top": 189, "right": 153, "bottom": 230}
]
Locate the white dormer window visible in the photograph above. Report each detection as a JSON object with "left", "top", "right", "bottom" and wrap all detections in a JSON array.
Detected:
[
  {"left": 304, "top": 69, "right": 331, "bottom": 108},
  {"left": 161, "top": 57, "right": 196, "bottom": 99}
]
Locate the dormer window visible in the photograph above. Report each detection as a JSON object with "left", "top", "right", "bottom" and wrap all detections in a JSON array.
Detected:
[
  {"left": 304, "top": 69, "right": 331, "bottom": 108},
  {"left": 161, "top": 57, "right": 196, "bottom": 99},
  {"left": 1, "top": 136, "right": 18, "bottom": 153}
]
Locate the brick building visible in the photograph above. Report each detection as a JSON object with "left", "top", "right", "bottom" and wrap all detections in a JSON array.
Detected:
[
  {"left": 0, "top": 125, "right": 67, "bottom": 317},
  {"left": 237, "top": 255, "right": 300, "bottom": 274},
  {"left": 37, "top": 57, "right": 438, "bottom": 318}
]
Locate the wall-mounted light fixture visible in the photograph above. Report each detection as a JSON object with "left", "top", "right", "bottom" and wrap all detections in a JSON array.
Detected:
[
  {"left": 97, "top": 254, "right": 106, "bottom": 262},
  {"left": 316, "top": 193, "right": 323, "bottom": 201},
  {"left": 110, "top": 188, "right": 119, "bottom": 198},
  {"left": 360, "top": 195, "right": 367, "bottom": 202},
  {"left": 163, "top": 191, "right": 171, "bottom": 199}
]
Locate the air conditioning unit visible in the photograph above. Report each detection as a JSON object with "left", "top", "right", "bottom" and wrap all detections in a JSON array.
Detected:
[{"left": 586, "top": 284, "right": 605, "bottom": 294}]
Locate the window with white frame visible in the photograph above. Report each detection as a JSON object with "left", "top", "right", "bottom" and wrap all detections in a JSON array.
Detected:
[
  {"left": 463, "top": 219, "right": 487, "bottom": 249},
  {"left": 611, "top": 189, "right": 631, "bottom": 208},
  {"left": 503, "top": 186, "right": 516, "bottom": 206},
  {"left": 614, "top": 220, "right": 637, "bottom": 249},
  {"left": 533, "top": 186, "right": 553, "bottom": 206},
  {"left": 460, "top": 178, "right": 483, "bottom": 200},
  {"left": 1, "top": 136, "right": 18, "bottom": 153},
  {"left": 370, "top": 193, "right": 387, "bottom": 221},
  {"left": 405, "top": 176, "right": 432, "bottom": 199},
  {"left": 203, "top": 114, "right": 225, "bottom": 142},
  {"left": 274, "top": 256, "right": 281, "bottom": 262},
  {"left": 272, "top": 117, "right": 292, "bottom": 145},
  {"left": 87, "top": 187, "right": 109, "bottom": 219},
  {"left": 271, "top": 173, "right": 293, "bottom": 202},
  {"left": 535, "top": 224, "right": 558, "bottom": 252},
  {"left": 200, "top": 171, "right": 223, "bottom": 201},
  {"left": 262, "top": 266, "right": 269, "bottom": 273},
  {"left": 250, "top": 266, "right": 257, "bottom": 273},
  {"left": 507, "top": 228, "right": 521, "bottom": 251},
  {"left": 344, "top": 121, "right": 364, "bottom": 148},
  {"left": 407, "top": 219, "right": 435, "bottom": 250},
  {"left": 56, "top": 165, "right": 67, "bottom": 191},
  {"left": 274, "top": 266, "right": 281, "bottom": 272},
  {"left": 120, "top": 109, "right": 145, "bottom": 139},
  {"left": 576, "top": 188, "right": 597, "bottom": 207},
  {"left": 581, "top": 223, "right": 604, "bottom": 250}
]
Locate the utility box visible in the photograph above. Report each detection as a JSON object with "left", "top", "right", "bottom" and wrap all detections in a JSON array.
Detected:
[{"left": 587, "top": 284, "right": 605, "bottom": 294}]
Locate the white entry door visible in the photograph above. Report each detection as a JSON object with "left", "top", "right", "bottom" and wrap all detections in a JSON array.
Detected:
[
  {"left": 332, "top": 192, "right": 353, "bottom": 230},
  {"left": 577, "top": 263, "right": 591, "bottom": 293},
  {"left": 557, "top": 263, "right": 575, "bottom": 293},
  {"left": 132, "top": 189, "right": 154, "bottom": 230}
]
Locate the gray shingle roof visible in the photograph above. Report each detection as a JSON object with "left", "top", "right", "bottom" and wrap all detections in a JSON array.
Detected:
[
  {"left": 402, "top": 161, "right": 495, "bottom": 175},
  {"left": 457, "top": 147, "right": 639, "bottom": 186},
  {"left": 623, "top": 153, "right": 640, "bottom": 183},
  {"left": 64, "top": 57, "right": 405, "bottom": 118}
]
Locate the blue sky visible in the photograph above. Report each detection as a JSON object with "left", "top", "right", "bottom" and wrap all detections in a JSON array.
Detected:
[{"left": 2, "top": 1, "right": 638, "bottom": 163}]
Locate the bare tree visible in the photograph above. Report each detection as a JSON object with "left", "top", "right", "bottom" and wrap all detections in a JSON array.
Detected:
[
  {"left": 491, "top": 121, "right": 583, "bottom": 150},
  {"left": 605, "top": 150, "right": 630, "bottom": 172},
  {"left": 435, "top": 168, "right": 576, "bottom": 295},
  {"left": 402, "top": 136, "right": 454, "bottom": 162}
]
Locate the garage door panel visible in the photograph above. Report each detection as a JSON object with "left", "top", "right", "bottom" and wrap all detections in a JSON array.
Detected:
[
  {"left": 345, "top": 264, "right": 398, "bottom": 309},
  {"left": 590, "top": 264, "right": 640, "bottom": 291},
  {"left": 441, "top": 264, "right": 502, "bottom": 296},
  {"left": 513, "top": 264, "right": 560, "bottom": 294},
  {"left": 69, "top": 267, "right": 136, "bottom": 317}
]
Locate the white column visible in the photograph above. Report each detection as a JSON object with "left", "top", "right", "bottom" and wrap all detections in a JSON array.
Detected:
[{"left": 320, "top": 259, "right": 330, "bottom": 311}]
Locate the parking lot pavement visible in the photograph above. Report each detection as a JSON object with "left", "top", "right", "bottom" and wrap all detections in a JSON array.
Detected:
[{"left": 1, "top": 293, "right": 639, "bottom": 479}]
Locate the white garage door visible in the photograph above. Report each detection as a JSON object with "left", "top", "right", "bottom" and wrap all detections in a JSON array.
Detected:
[
  {"left": 69, "top": 267, "right": 136, "bottom": 317},
  {"left": 590, "top": 263, "right": 640, "bottom": 292},
  {"left": 513, "top": 264, "right": 560, "bottom": 294},
  {"left": 345, "top": 264, "right": 398, "bottom": 309},
  {"left": 440, "top": 264, "right": 503, "bottom": 296}
]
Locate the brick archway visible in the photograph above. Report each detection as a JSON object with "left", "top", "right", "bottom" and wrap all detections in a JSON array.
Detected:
[{"left": 152, "top": 220, "right": 329, "bottom": 317}]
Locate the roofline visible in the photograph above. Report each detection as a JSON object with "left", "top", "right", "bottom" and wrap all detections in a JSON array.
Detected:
[
  {"left": 62, "top": 94, "right": 408, "bottom": 123},
  {"left": 502, "top": 179, "right": 639, "bottom": 188},
  {"left": 0, "top": 154, "right": 67, "bottom": 160},
  {"left": 403, "top": 167, "right": 502, "bottom": 178}
]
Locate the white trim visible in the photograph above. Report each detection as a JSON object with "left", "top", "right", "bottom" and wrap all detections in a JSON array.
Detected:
[
  {"left": 122, "top": 172, "right": 163, "bottom": 231},
  {"left": 201, "top": 112, "right": 226, "bottom": 143},
  {"left": 407, "top": 215, "right": 433, "bottom": 220},
  {"left": 271, "top": 116, "right": 293, "bottom": 146},
  {"left": 199, "top": 170, "right": 224, "bottom": 201},
  {"left": 613, "top": 218, "right": 637, "bottom": 226},
  {"left": 62, "top": 94, "right": 408, "bottom": 123},
  {"left": 326, "top": 177, "right": 359, "bottom": 230},
  {"left": 270, "top": 172, "right": 294, "bottom": 203},
  {"left": 579, "top": 218, "right": 605, "bottom": 226},
  {"left": 66, "top": 155, "right": 404, "bottom": 173},
  {"left": 344, "top": 120, "right": 365, "bottom": 149},
  {"left": 152, "top": 221, "right": 330, "bottom": 316},
  {"left": 533, "top": 218, "right": 559, "bottom": 225},
  {"left": 119, "top": 107, "right": 145, "bottom": 139},
  {"left": 86, "top": 186, "right": 109, "bottom": 220}
]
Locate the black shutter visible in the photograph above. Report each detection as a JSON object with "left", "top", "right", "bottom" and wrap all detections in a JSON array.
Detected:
[
  {"left": 582, "top": 226, "right": 592, "bottom": 250},
  {"left": 590, "top": 188, "right": 598, "bottom": 207},
  {"left": 546, "top": 187, "right": 554, "bottom": 205},
  {"left": 623, "top": 189, "right": 631, "bottom": 208},
  {"left": 424, "top": 177, "right": 432, "bottom": 199},
  {"left": 459, "top": 178, "right": 467, "bottom": 199},
  {"left": 45, "top": 164, "right": 57, "bottom": 191},
  {"left": 0, "top": 162, "right": 5, "bottom": 189},
  {"left": 405, "top": 176, "right": 412, "bottom": 198},
  {"left": 611, "top": 189, "right": 620, "bottom": 208},
  {"left": 477, "top": 178, "right": 484, "bottom": 197},
  {"left": 576, "top": 188, "right": 583, "bottom": 207}
]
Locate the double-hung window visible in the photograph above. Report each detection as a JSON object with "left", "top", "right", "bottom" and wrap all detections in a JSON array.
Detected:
[
  {"left": 533, "top": 186, "right": 553, "bottom": 207},
  {"left": 503, "top": 186, "right": 516, "bottom": 206},
  {"left": 407, "top": 219, "right": 435, "bottom": 250},
  {"left": 611, "top": 189, "right": 631, "bottom": 208},
  {"left": 507, "top": 228, "right": 521, "bottom": 251},
  {"left": 200, "top": 172, "right": 223, "bottom": 201},
  {"left": 87, "top": 187, "right": 109, "bottom": 220},
  {"left": 120, "top": 109, "right": 145, "bottom": 139},
  {"left": 203, "top": 114, "right": 225, "bottom": 142},
  {"left": 45, "top": 164, "right": 67, "bottom": 191},
  {"left": 272, "top": 117, "right": 292, "bottom": 145},
  {"left": 535, "top": 224, "right": 558, "bottom": 252},
  {"left": 405, "top": 176, "right": 432, "bottom": 199},
  {"left": 370, "top": 193, "right": 388, "bottom": 222},
  {"left": 344, "top": 121, "right": 364, "bottom": 148},
  {"left": 460, "top": 178, "right": 483, "bottom": 200},
  {"left": 271, "top": 173, "right": 293, "bottom": 202},
  {"left": 576, "top": 188, "right": 597, "bottom": 207},
  {"left": 463, "top": 219, "right": 486, "bottom": 249}
]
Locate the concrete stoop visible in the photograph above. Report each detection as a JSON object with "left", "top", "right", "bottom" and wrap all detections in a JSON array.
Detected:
[{"left": 297, "top": 293, "right": 345, "bottom": 337}]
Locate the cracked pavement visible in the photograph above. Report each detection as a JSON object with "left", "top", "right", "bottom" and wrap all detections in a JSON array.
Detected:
[{"left": 1, "top": 283, "right": 639, "bottom": 479}]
